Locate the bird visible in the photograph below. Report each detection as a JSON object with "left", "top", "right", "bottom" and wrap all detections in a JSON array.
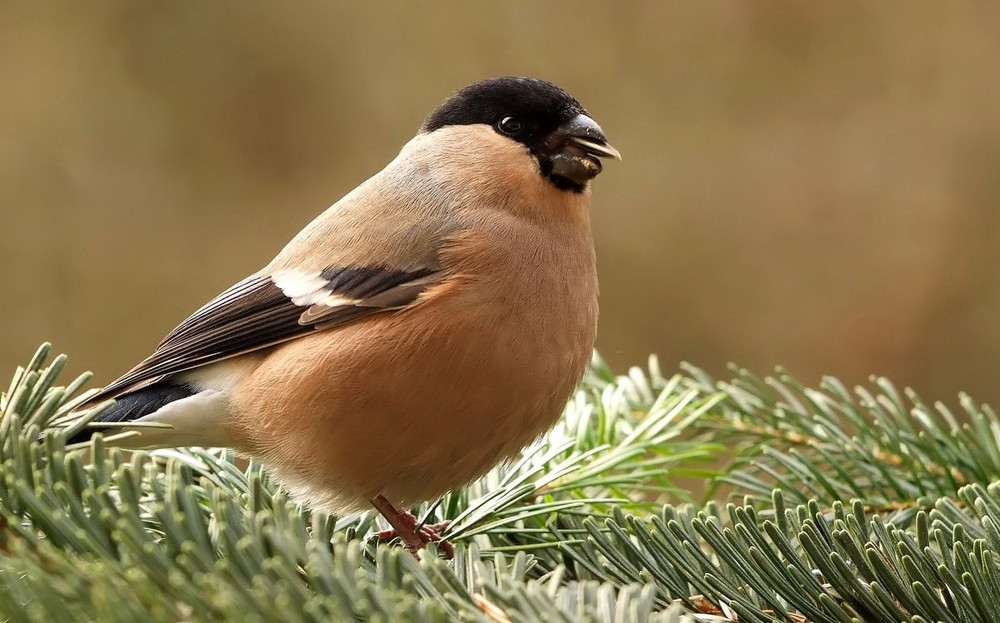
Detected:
[{"left": 69, "top": 76, "right": 619, "bottom": 555}]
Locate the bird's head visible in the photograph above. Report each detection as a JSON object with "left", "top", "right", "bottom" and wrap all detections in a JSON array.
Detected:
[{"left": 421, "top": 77, "right": 620, "bottom": 193}]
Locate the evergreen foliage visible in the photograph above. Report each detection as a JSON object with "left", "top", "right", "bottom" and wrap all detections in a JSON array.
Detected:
[{"left": 2, "top": 343, "right": 999, "bottom": 622}]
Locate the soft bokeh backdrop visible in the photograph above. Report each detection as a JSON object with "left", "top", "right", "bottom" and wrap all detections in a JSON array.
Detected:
[{"left": 3, "top": 2, "right": 1000, "bottom": 405}]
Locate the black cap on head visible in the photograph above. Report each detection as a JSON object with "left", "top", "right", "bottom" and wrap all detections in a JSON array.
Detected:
[
  {"left": 422, "top": 77, "right": 587, "bottom": 149},
  {"left": 423, "top": 77, "right": 618, "bottom": 192}
]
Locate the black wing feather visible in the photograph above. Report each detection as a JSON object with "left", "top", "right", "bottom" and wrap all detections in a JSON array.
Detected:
[
  {"left": 159, "top": 276, "right": 283, "bottom": 348},
  {"left": 91, "top": 266, "right": 440, "bottom": 403}
]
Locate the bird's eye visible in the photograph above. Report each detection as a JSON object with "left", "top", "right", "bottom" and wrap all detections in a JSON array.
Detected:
[{"left": 497, "top": 116, "right": 524, "bottom": 136}]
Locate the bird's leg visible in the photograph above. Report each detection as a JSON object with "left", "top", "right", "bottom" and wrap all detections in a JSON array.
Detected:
[
  {"left": 370, "top": 494, "right": 454, "bottom": 558},
  {"left": 371, "top": 495, "right": 424, "bottom": 552}
]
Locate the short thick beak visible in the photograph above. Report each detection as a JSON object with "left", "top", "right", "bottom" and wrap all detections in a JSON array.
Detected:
[
  {"left": 561, "top": 114, "right": 622, "bottom": 161},
  {"left": 546, "top": 114, "right": 621, "bottom": 187}
]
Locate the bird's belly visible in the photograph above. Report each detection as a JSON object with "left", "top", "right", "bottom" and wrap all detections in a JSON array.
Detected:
[{"left": 227, "top": 298, "right": 592, "bottom": 513}]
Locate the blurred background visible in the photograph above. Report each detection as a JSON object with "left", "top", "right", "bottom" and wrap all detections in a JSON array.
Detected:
[{"left": 3, "top": 2, "right": 1000, "bottom": 405}]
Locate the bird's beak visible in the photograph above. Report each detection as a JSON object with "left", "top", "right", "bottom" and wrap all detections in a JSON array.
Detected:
[
  {"left": 546, "top": 114, "right": 621, "bottom": 186},
  {"left": 566, "top": 134, "right": 622, "bottom": 161}
]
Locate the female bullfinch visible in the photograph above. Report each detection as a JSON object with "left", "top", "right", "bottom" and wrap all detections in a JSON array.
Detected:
[{"left": 71, "top": 77, "right": 620, "bottom": 554}]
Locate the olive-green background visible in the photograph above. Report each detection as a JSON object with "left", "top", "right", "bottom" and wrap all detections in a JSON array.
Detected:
[{"left": 4, "top": 2, "right": 1000, "bottom": 406}]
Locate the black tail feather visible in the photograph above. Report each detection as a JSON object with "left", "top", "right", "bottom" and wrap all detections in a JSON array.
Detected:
[{"left": 67, "top": 382, "right": 194, "bottom": 444}]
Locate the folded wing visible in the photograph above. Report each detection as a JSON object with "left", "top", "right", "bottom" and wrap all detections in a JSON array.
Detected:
[{"left": 90, "top": 265, "right": 443, "bottom": 402}]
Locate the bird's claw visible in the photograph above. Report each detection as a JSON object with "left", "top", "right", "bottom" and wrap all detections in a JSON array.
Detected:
[{"left": 375, "top": 512, "right": 453, "bottom": 558}]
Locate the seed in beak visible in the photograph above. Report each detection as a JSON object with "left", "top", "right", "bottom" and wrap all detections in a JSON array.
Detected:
[{"left": 566, "top": 135, "right": 622, "bottom": 161}]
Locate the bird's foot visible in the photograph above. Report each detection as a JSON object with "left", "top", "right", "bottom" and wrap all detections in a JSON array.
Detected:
[{"left": 371, "top": 495, "right": 454, "bottom": 558}]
